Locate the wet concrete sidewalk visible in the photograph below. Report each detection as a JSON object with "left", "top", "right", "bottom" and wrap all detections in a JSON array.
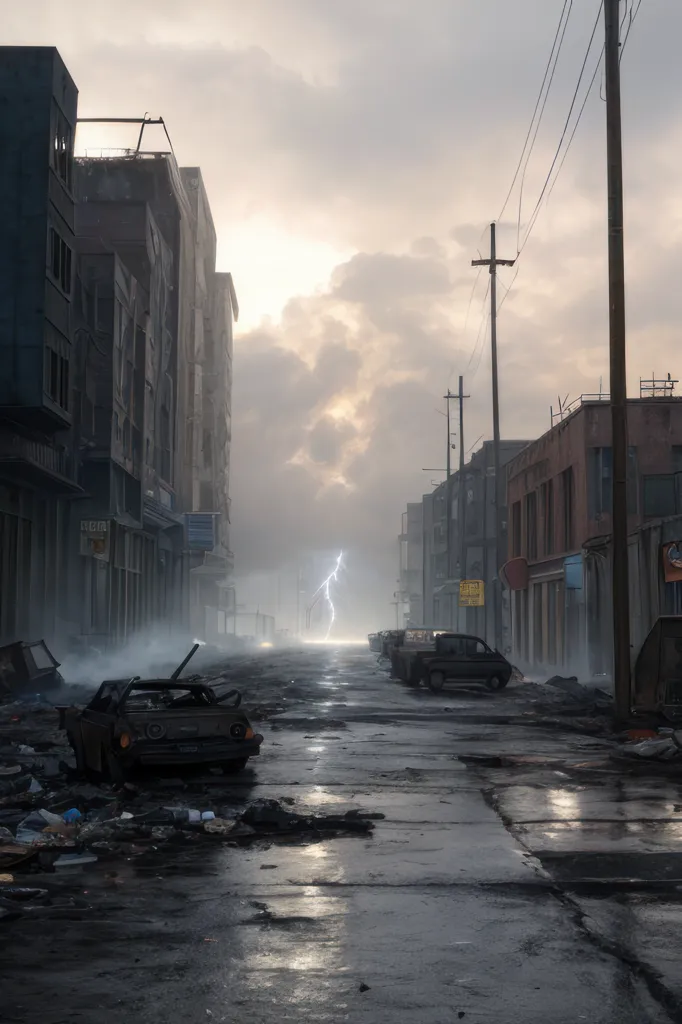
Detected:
[{"left": 2, "top": 645, "right": 682, "bottom": 1023}]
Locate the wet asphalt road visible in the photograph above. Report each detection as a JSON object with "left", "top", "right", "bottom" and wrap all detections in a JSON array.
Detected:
[{"left": 4, "top": 644, "right": 682, "bottom": 1023}]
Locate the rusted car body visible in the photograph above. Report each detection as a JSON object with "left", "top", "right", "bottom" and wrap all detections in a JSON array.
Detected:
[
  {"left": 388, "top": 627, "right": 447, "bottom": 681},
  {"left": 380, "top": 630, "right": 405, "bottom": 659},
  {"left": 60, "top": 645, "right": 263, "bottom": 780},
  {"left": 633, "top": 616, "right": 682, "bottom": 718},
  {"left": 368, "top": 633, "right": 382, "bottom": 653},
  {"left": 0, "top": 640, "right": 63, "bottom": 696}
]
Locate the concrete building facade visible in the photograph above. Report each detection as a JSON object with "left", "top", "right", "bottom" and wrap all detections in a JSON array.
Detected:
[
  {"left": 0, "top": 45, "right": 237, "bottom": 652},
  {"left": 504, "top": 396, "right": 682, "bottom": 676},
  {"left": 0, "top": 47, "right": 82, "bottom": 649}
]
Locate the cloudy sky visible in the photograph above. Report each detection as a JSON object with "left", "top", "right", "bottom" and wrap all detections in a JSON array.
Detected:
[{"left": 7, "top": 1, "right": 681, "bottom": 633}]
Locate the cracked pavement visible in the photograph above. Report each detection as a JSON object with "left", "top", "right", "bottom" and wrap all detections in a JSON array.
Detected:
[{"left": 3, "top": 644, "right": 682, "bottom": 1023}]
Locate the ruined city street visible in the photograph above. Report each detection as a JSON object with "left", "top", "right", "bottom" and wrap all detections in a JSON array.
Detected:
[{"left": 4, "top": 645, "right": 682, "bottom": 1023}]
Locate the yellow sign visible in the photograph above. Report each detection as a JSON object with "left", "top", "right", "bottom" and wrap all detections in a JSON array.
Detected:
[{"left": 459, "top": 580, "right": 484, "bottom": 607}]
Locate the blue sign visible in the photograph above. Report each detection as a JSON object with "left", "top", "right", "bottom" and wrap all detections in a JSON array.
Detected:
[
  {"left": 186, "top": 513, "right": 218, "bottom": 551},
  {"left": 564, "top": 553, "right": 583, "bottom": 590}
]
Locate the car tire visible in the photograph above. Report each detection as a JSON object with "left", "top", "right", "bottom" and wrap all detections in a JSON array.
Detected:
[
  {"left": 390, "top": 656, "right": 401, "bottom": 680},
  {"left": 221, "top": 758, "right": 248, "bottom": 775},
  {"left": 485, "top": 674, "right": 508, "bottom": 692},
  {"left": 428, "top": 670, "right": 445, "bottom": 693}
]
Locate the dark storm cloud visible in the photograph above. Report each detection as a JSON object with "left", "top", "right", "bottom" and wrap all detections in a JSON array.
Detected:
[{"left": 6, "top": 1, "right": 682, "bottom": 629}]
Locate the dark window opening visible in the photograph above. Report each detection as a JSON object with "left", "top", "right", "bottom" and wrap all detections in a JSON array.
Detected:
[
  {"left": 511, "top": 501, "right": 521, "bottom": 558},
  {"left": 44, "top": 346, "right": 69, "bottom": 412},
  {"left": 561, "top": 466, "right": 574, "bottom": 551},
  {"left": 525, "top": 490, "right": 538, "bottom": 561},
  {"left": 48, "top": 228, "right": 72, "bottom": 295},
  {"left": 589, "top": 446, "right": 638, "bottom": 518},
  {"left": 541, "top": 480, "right": 554, "bottom": 556},
  {"left": 59, "top": 356, "right": 69, "bottom": 411},
  {"left": 643, "top": 474, "right": 677, "bottom": 518}
]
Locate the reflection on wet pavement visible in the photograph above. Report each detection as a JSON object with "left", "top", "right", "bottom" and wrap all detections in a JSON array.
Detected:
[{"left": 4, "top": 645, "right": 682, "bottom": 1023}]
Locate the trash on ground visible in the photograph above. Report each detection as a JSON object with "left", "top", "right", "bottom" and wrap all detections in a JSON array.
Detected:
[
  {"left": 240, "top": 798, "right": 376, "bottom": 836},
  {"left": 617, "top": 736, "right": 682, "bottom": 761},
  {"left": 53, "top": 852, "right": 99, "bottom": 870}
]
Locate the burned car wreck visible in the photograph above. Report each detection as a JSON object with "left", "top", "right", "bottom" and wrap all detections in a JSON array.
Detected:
[{"left": 59, "top": 644, "right": 263, "bottom": 782}]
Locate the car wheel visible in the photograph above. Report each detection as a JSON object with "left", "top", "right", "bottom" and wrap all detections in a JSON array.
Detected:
[
  {"left": 221, "top": 758, "right": 248, "bottom": 775},
  {"left": 428, "top": 670, "right": 445, "bottom": 693},
  {"left": 389, "top": 656, "right": 401, "bottom": 680},
  {"left": 485, "top": 674, "right": 508, "bottom": 692}
]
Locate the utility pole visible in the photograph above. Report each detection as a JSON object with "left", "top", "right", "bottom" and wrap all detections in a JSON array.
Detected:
[
  {"left": 472, "top": 224, "right": 515, "bottom": 649},
  {"left": 604, "top": 0, "right": 631, "bottom": 723},
  {"left": 456, "top": 375, "right": 470, "bottom": 629},
  {"left": 443, "top": 390, "right": 458, "bottom": 628}
]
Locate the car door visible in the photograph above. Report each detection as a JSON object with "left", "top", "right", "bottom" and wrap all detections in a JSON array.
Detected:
[{"left": 464, "top": 638, "right": 491, "bottom": 682}]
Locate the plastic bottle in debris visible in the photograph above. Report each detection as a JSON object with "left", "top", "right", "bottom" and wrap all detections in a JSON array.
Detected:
[{"left": 165, "top": 808, "right": 215, "bottom": 824}]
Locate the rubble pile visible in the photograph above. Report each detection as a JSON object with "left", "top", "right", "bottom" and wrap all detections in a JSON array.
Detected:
[{"left": 0, "top": 698, "right": 379, "bottom": 914}]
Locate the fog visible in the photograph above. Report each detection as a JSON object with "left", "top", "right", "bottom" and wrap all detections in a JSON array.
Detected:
[{"left": 5, "top": 2, "right": 682, "bottom": 650}]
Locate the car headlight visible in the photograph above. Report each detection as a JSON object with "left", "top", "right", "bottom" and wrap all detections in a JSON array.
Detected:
[
  {"left": 146, "top": 722, "right": 166, "bottom": 740},
  {"left": 230, "top": 722, "right": 247, "bottom": 739}
]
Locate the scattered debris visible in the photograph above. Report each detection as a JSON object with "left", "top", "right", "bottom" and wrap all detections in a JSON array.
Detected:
[
  {"left": 359, "top": 983, "right": 371, "bottom": 993},
  {"left": 0, "top": 640, "right": 64, "bottom": 698},
  {"left": 241, "top": 798, "right": 375, "bottom": 836},
  {"left": 617, "top": 736, "right": 682, "bottom": 761}
]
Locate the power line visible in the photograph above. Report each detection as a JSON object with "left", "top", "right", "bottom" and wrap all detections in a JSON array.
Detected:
[
  {"left": 497, "top": 0, "right": 573, "bottom": 227},
  {"left": 514, "top": 0, "right": 574, "bottom": 251},
  {"left": 490, "top": 0, "right": 645, "bottom": 327},
  {"left": 518, "top": 1, "right": 604, "bottom": 255}
]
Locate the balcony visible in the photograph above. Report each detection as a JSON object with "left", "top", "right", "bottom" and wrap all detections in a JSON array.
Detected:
[{"left": 0, "top": 432, "right": 81, "bottom": 494}]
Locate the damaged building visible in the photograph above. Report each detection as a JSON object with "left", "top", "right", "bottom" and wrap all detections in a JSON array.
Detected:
[
  {"left": 503, "top": 392, "right": 682, "bottom": 677},
  {"left": 0, "top": 45, "right": 237, "bottom": 651}
]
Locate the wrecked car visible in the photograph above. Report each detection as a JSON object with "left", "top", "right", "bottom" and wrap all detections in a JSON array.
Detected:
[
  {"left": 633, "top": 615, "right": 682, "bottom": 719},
  {"left": 379, "top": 629, "right": 405, "bottom": 659},
  {"left": 59, "top": 644, "right": 263, "bottom": 782},
  {"left": 0, "top": 640, "right": 64, "bottom": 698},
  {"left": 390, "top": 631, "right": 512, "bottom": 692}
]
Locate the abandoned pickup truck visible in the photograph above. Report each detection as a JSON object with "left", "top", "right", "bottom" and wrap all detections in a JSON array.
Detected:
[
  {"left": 390, "top": 631, "right": 512, "bottom": 693},
  {"left": 59, "top": 644, "right": 263, "bottom": 782}
]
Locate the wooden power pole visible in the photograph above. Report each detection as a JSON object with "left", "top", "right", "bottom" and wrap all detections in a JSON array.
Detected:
[
  {"left": 472, "top": 224, "right": 515, "bottom": 649},
  {"left": 444, "top": 390, "right": 455, "bottom": 628},
  {"left": 604, "top": 0, "right": 631, "bottom": 722}
]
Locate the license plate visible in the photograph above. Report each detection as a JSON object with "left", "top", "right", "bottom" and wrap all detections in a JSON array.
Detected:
[{"left": 178, "top": 744, "right": 198, "bottom": 753}]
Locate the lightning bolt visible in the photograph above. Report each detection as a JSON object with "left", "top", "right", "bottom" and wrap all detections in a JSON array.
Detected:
[{"left": 310, "top": 551, "right": 343, "bottom": 640}]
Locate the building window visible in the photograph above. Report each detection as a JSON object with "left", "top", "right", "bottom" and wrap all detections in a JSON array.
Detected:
[
  {"left": 51, "top": 103, "right": 73, "bottom": 189},
  {"left": 589, "top": 446, "right": 638, "bottom": 518},
  {"left": 48, "top": 227, "right": 72, "bottom": 295},
  {"left": 525, "top": 491, "right": 538, "bottom": 561},
  {"left": 541, "top": 480, "right": 554, "bottom": 556},
  {"left": 643, "top": 475, "right": 677, "bottom": 518},
  {"left": 44, "top": 346, "right": 69, "bottom": 412},
  {"left": 511, "top": 501, "right": 521, "bottom": 558},
  {"left": 561, "top": 466, "right": 574, "bottom": 551}
]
